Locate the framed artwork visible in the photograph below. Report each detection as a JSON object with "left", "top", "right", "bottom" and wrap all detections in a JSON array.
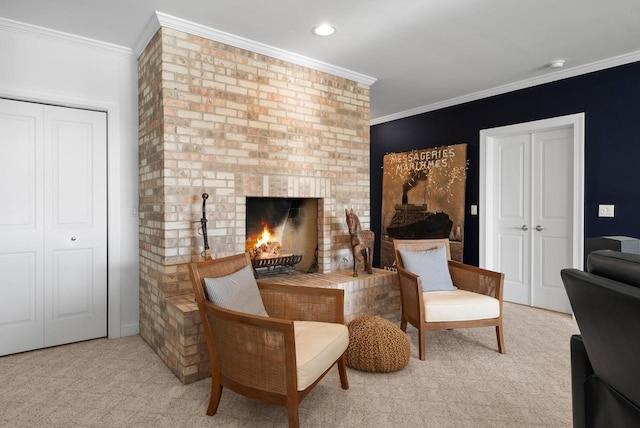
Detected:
[{"left": 380, "top": 143, "right": 467, "bottom": 268}]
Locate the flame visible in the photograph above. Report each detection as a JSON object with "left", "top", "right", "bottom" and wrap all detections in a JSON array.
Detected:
[{"left": 255, "top": 226, "right": 274, "bottom": 248}]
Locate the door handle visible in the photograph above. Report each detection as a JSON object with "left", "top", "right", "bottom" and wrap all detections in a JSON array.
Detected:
[
  {"left": 535, "top": 225, "right": 543, "bottom": 231},
  {"left": 521, "top": 225, "right": 529, "bottom": 231},
  {"left": 71, "top": 237, "right": 77, "bottom": 241}
]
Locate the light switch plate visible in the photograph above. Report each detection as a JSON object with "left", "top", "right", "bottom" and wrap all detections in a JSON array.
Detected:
[
  {"left": 598, "top": 204, "right": 615, "bottom": 217},
  {"left": 470, "top": 205, "right": 478, "bottom": 215}
]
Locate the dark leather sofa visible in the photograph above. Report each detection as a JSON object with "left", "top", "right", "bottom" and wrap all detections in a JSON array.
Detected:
[{"left": 561, "top": 250, "right": 640, "bottom": 428}]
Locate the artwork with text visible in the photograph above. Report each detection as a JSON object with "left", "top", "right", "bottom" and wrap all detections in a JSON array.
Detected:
[{"left": 380, "top": 144, "right": 467, "bottom": 268}]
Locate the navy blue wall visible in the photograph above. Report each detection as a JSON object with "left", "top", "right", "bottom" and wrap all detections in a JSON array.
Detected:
[{"left": 370, "top": 61, "right": 640, "bottom": 266}]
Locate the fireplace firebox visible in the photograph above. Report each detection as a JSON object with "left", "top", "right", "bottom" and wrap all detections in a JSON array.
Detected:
[{"left": 245, "top": 197, "right": 319, "bottom": 277}]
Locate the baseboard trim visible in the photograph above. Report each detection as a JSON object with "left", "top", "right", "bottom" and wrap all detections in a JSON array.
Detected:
[{"left": 120, "top": 323, "right": 140, "bottom": 337}]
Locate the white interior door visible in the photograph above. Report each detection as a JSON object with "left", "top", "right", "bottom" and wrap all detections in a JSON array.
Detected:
[
  {"left": 531, "top": 127, "right": 574, "bottom": 312},
  {"left": 493, "top": 133, "right": 532, "bottom": 306},
  {"left": 480, "top": 114, "right": 584, "bottom": 314},
  {"left": 0, "top": 99, "right": 107, "bottom": 355},
  {"left": 0, "top": 100, "right": 45, "bottom": 355},
  {"left": 43, "top": 105, "right": 107, "bottom": 347}
]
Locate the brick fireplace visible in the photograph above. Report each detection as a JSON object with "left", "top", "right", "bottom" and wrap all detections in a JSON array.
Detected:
[
  {"left": 246, "top": 197, "right": 319, "bottom": 276},
  {"left": 138, "top": 27, "right": 384, "bottom": 383}
]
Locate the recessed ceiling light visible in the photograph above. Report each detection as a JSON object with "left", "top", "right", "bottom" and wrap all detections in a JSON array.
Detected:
[
  {"left": 312, "top": 23, "right": 336, "bottom": 37},
  {"left": 549, "top": 59, "right": 566, "bottom": 69}
]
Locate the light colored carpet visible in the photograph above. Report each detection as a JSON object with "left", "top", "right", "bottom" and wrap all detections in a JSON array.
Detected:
[{"left": 0, "top": 302, "right": 579, "bottom": 428}]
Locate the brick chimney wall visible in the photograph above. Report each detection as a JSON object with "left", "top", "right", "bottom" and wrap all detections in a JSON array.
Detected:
[{"left": 137, "top": 27, "right": 372, "bottom": 381}]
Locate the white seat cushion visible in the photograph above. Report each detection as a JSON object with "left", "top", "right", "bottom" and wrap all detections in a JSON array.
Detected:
[
  {"left": 423, "top": 290, "right": 500, "bottom": 322},
  {"left": 294, "top": 321, "right": 349, "bottom": 391}
]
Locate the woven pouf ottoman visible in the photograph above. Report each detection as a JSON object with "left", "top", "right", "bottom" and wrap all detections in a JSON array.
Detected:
[{"left": 346, "top": 316, "right": 410, "bottom": 372}]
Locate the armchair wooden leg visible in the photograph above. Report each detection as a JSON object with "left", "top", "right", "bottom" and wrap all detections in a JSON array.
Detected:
[
  {"left": 496, "top": 323, "right": 506, "bottom": 354},
  {"left": 496, "top": 324, "right": 507, "bottom": 354},
  {"left": 418, "top": 326, "right": 426, "bottom": 360},
  {"left": 286, "top": 398, "right": 300, "bottom": 428},
  {"left": 206, "top": 381, "right": 223, "bottom": 416},
  {"left": 400, "top": 316, "right": 407, "bottom": 332},
  {"left": 337, "top": 354, "right": 349, "bottom": 389}
]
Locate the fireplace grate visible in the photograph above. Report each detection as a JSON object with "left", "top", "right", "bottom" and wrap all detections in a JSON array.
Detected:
[{"left": 251, "top": 254, "right": 303, "bottom": 278}]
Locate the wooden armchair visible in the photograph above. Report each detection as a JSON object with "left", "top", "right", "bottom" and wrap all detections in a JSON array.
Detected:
[
  {"left": 189, "top": 252, "right": 349, "bottom": 428},
  {"left": 393, "top": 239, "right": 505, "bottom": 360}
]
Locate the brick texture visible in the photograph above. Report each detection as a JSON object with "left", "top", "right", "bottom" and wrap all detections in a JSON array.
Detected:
[{"left": 138, "top": 27, "right": 375, "bottom": 383}]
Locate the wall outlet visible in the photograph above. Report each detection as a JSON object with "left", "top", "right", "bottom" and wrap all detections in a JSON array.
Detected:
[{"left": 598, "top": 204, "right": 615, "bottom": 217}]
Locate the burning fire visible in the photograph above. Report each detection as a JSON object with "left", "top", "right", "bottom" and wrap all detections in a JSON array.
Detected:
[
  {"left": 256, "top": 226, "right": 274, "bottom": 248},
  {"left": 252, "top": 226, "right": 283, "bottom": 259}
]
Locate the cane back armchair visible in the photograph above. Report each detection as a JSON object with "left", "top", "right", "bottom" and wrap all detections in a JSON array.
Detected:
[
  {"left": 189, "top": 252, "right": 349, "bottom": 428},
  {"left": 393, "top": 239, "right": 505, "bottom": 360}
]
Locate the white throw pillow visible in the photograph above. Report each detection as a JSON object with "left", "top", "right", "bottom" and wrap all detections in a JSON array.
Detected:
[
  {"left": 204, "top": 265, "right": 269, "bottom": 316},
  {"left": 399, "top": 246, "right": 457, "bottom": 292}
]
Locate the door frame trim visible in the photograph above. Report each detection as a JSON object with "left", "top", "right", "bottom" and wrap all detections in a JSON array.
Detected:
[
  {"left": 479, "top": 113, "right": 585, "bottom": 271},
  {"left": 1, "top": 84, "right": 122, "bottom": 339}
]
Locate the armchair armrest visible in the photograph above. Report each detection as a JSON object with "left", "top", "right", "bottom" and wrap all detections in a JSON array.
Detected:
[
  {"left": 202, "top": 300, "right": 295, "bottom": 394},
  {"left": 395, "top": 265, "right": 424, "bottom": 324},
  {"left": 571, "top": 334, "right": 592, "bottom": 428},
  {"left": 448, "top": 261, "right": 504, "bottom": 300},
  {"left": 258, "top": 283, "right": 345, "bottom": 323},
  {"left": 396, "top": 265, "right": 419, "bottom": 290}
]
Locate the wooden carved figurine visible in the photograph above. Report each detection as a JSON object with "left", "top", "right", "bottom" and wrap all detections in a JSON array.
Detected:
[{"left": 345, "top": 208, "right": 375, "bottom": 277}]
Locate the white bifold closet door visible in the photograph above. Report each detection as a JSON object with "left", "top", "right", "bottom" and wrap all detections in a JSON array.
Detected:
[{"left": 0, "top": 98, "right": 107, "bottom": 356}]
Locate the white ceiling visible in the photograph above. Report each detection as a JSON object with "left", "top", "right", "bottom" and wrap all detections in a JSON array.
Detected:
[{"left": 2, "top": 0, "right": 640, "bottom": 124}]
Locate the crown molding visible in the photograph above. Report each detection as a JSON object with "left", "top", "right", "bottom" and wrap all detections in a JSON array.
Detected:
[
  {"left": 132, "top": 11, "right": 163, "bottom": 58},
  {"left": 0, "top": 16, "right": 134, "bottom": 59},
  {"left": 370, "top": 49, "right": 640, "bottom": 126},
  {"left": 133, "top": 11, "right": 377, "bottom": 86}
]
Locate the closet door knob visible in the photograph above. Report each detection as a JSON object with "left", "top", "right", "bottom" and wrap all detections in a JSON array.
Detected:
[
  {"left": 535, "top": 225, "right": 544, "bottom": 231},
  {"left": 521, "top": 225, "right": 529, "bottom": 231}
]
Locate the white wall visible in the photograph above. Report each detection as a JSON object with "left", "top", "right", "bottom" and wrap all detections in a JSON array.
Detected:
[{"left": 0, "top": 17, "right": 140, "bottom": 337}]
